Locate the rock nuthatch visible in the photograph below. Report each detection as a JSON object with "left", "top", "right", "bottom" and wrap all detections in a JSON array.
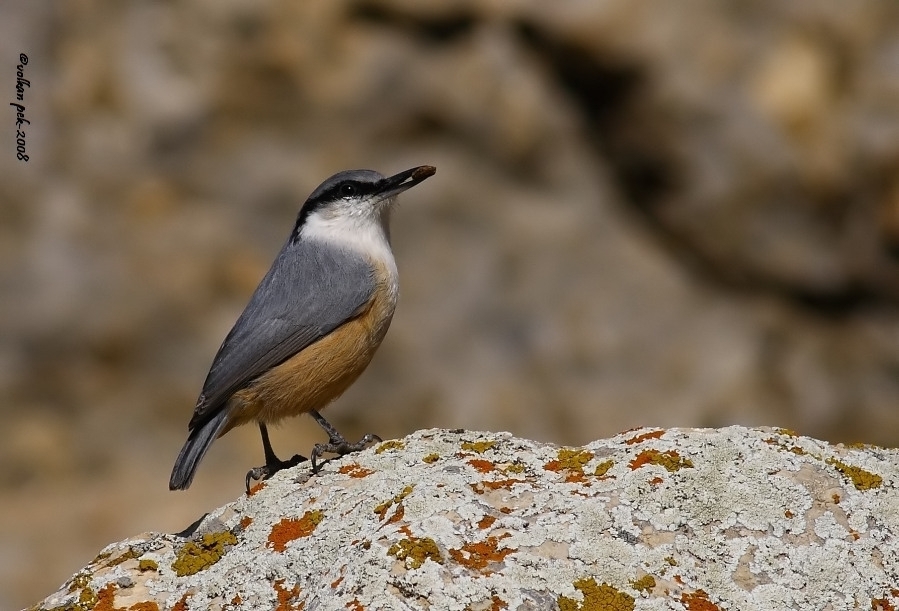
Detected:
[{"left": 169, "top": 165, "right": 436, "bottom": 491}]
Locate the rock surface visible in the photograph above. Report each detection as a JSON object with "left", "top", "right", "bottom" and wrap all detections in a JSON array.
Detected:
[{"left": 32, "top": 428, "right": 899, "bottom": 611}]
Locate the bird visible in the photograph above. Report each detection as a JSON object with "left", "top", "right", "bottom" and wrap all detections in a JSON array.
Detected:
[{"left": 169, "top": 165, "right": 436, "bottom": 491}]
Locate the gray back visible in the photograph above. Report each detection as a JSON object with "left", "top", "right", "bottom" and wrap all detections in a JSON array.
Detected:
[{"left": 188, "top": 238, "right": 376, "bottom": 430}]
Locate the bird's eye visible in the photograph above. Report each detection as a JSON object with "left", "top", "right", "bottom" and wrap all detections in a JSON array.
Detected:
[{"left": 340, "top": 183, "right": 356, "bottom": 197}]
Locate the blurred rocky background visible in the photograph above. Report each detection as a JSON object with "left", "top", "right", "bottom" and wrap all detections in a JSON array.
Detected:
[{"left": 4, "top": 0, "right": 899, "bottom": 608}]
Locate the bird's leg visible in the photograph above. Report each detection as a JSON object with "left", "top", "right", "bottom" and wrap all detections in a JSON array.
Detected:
[
  {"left": 309, "top": 410, "right": 381, "bottom": 473},
  {"left": 245, "top": 422, "right": 307, "bottom": 493}
]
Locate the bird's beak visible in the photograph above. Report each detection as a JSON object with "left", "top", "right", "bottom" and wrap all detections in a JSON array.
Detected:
[{"left": 377, "top": 165, "right": 436, "bottom": 199}]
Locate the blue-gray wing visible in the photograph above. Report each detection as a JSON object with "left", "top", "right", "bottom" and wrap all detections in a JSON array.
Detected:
[{"left": 187, "top": 239, "right": 376, "bottom": 430}]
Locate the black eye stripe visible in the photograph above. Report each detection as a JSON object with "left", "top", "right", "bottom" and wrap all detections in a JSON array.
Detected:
[
  {"left": 290, "top": 171, "right": 387, "bottom": 242},
  {"left": 327, "top": 180, "right": 381, "bottom": 201}
]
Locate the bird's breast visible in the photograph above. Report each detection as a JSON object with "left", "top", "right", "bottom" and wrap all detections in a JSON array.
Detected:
[{"left": 225, "top": 256, "right": 399, "bottom": 428}]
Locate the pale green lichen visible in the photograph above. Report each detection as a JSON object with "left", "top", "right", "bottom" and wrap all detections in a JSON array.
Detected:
[
  {"left": 43, "top": 572, "right": 99, "bottom": 611},
  {"left": 388, "top": 537, "right": 443, "bottom": 569},
  {"left": 594, "top": 460, "right": 614, "bottom": 477},
  {"left": 553, "top": 448, "right": 594, "bottom": 470},
  {"left": 172, "top": 531, "right": 238, "bottom": 576},
  {"left": 375, "top": 440, "right": 406, "bottom": 454},
  {"left": 631, "top": 575, "right": 655, "bottom": 593},
  {"left": 105, "top": 547, "right": 140, "bottom": 567},
  {"left": 544, "top": 448, "right": 595, "bottom": 482},
  {"left": 558, "top": 578, "right": 635, "bottom": 611},
  {"left": 826, "top": 457, "right": 882, "bottom": 491},
  {"left": 629, "top": 449, "right": 693, "bottom": 472},
  {"left": 374, "top": 485, "right": 414, "bottom": 519},
  {"left": 461, "top": 440, "right": 497, "bottom": 453}
]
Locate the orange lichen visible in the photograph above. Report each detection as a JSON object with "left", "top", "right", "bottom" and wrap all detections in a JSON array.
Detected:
[
  {"left": 247, "top": 481, "right": 266, "bottom": 496},
  {"left": 388, "top": 536, "right": 443, "bottom": 568},
  {"left": 239, "top": 516, "right": 253, "bottom": 530},
  {"left": 557, "top": 578, "right": 635, "bottom": 611},
  {"left": 448, "top": 534, "right": 513, "bottom": 572},
  {"left": 85, "top": 584, "right": 161, "bottom": 611},
  {"left": 94, "top": 584, "right": 117, "bottom": 611},
  {"left": 347, "top": 598, "right": 365, "bottom": 611},
  {"left": 268, "top": 511, "right": 324, "bottom": 552},
  {"left": 629, "top": 449, "right": 693, "bottom": 472},
  {"left": 331, "top": 575, "right": 344, "bottom": 589},
  {"left": 172, "top": 593, "right": 191, "bottom": 611},
  {"left": 784, "top": 510, "right": 794, "bottom": 518},
  {"left": 374, "top": 485, "right": 414, "bottom": 520},
  {"left": 625, "top": 430, "right": 665, "bottom": 445},
  {"left": 826, "top": 457, "right": 883, "bottom": 491},
  {"left": 489, "top": 595, "right": 508, "bottom": 610},
  {"left": 478, "top": 515, "right": 497, "bottom": 530},
  {"left": 273, "top": 579, "right": 303, "bottom": 611},
  {"left": 338, "top": 463, "right": 375, "bottom": 478},
  {"left": 385, "top": 503, "right": 405, "bottom": 525},
  {"left": 681, "top": 590, "right": 720, "bottom": 611},
  {"left": 468, "top": 458, "right": 496, "bottom": 473},
  {"left": 873, "top": 597, "right": 897, "bottom": 611}
]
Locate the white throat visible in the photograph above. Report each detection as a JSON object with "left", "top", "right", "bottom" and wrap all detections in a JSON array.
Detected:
[{"left": 299, "top": 201, "right": 397, "bottom": 273}]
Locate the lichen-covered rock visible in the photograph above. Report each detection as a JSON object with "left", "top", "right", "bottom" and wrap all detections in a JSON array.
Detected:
[{"left": 31, "top": 427, "right": 899, "bottom": 610}]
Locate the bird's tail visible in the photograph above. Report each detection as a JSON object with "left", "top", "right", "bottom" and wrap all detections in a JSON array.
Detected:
[{"left": 169, "top": 410, "right": 230, "bottom": 490}]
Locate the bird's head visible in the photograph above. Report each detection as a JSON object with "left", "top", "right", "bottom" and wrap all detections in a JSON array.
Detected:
[{"left": 292, "top": 166, "right": 436, "bottom": 247}]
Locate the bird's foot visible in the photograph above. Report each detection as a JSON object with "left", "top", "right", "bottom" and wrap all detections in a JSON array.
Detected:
[
  {"left": 245, "top": 453, "right": 307, "bottom": 493},
  {"left": 311, "top": 433, "right": 382, "bottom": 473}
]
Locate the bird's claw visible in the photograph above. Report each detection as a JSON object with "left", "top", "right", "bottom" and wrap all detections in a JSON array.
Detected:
[
  {"left": 311, "top": 433, "right": 382, "bottom": 473},
  {"left": 245, "top": 453, "right": 307, "bottom": 494}
]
